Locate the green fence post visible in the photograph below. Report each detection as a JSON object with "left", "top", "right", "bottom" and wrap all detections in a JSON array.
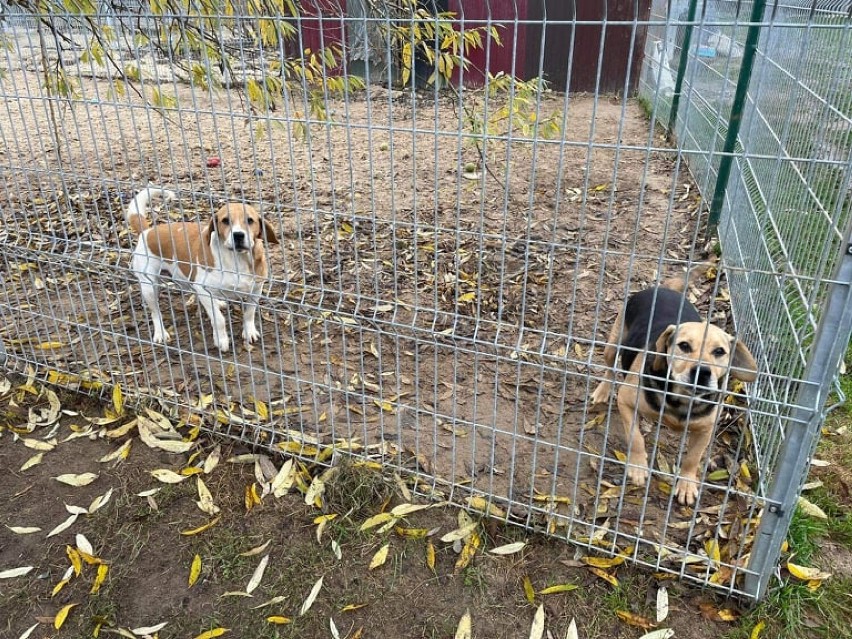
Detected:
[
  {"left": 667, "top": 0, "right": 699, "bottom": 135},
  {"left": 707, "top": 0, "right": 768, "bottom": 232}
]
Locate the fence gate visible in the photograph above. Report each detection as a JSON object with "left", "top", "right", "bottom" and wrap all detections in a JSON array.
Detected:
[{"left": 1, "top": 0, "right": 851, "bottom": 600}]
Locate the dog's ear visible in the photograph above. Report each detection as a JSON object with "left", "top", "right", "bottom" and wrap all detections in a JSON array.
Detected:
[
  {"left": 730, "top": 339, "right": 758, "bottom": 382},
  {"left": 202, "top": 217, "right": 216, "bottom": 245},
  {"left": 260, "top": 218, "right": 279, "bottom": 245},
  {"left": 652, "top": 325, "right": 676, "bottom": 372}
]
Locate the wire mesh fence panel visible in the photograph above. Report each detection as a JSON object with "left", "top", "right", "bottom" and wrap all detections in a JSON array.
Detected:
[
  {"left": 1, "top": 0, "right": 850, "bottom": 600},
  {"left": 641, "top": 0, "right": 852, "bottom": 597}
]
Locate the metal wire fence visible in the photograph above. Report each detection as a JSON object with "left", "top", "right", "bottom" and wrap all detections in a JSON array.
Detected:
[{"left": 1, "top": 0, "right": 850, "bottom": 600}]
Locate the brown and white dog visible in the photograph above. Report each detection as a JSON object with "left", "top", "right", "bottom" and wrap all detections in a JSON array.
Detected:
[
  {"left": 126, "top": 187, "right": 278, "bottom": 352},
  {"left": 591, "top": 276, "right": 757, "bottom": 505}
]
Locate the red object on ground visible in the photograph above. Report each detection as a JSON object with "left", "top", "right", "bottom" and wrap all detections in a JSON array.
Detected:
[{"left": 206, "top": 156, "right": 221, "bottom": 168}]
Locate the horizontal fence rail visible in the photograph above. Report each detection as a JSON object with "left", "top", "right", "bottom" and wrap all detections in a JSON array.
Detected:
[{"left": 1, "top": 0, "right": 851, "bottom": 600}]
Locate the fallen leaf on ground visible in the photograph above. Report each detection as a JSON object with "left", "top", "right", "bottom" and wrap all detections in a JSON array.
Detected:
[
  {"left": 20, "top": 453, "right": 44, "bottom": 471},
  {"left": 54, "top": 473, "right": 98, "bottom": 486},
  {"left": 797, "top": 496, "right": 828, "bottom": 519},
  {"left": 529, "top": 604, "right": 545, "bottom": 639},
  {"left": 267, "top": 616, "right": 292, "bottom": 625},
  {"left": 90, "top": 564, "right": 109, "bottom": 594},
  {"left": 151, "top": 469, "right": 188, "bottom": 484},
  {"left": 246, "top": 555, "right": 269, "bottom": 594},
  {"left": 565, "top": 618, "right": 578, "bottom": 639},
  {"left": 192, "top": 629, "right": 229, "bottom": 639},
  {"left": 54, "top": 603, "right": 78, "bottom": 629},
  {"left": 180, "top": 517, "right": 221, "bottom": 536},
  {"left": 239, "top": 540, "right": 272, "bottom": 557},
  {"left": 17, "top": 622, "right": 39, "bottom": 639},
  {"left": 751, "top": 620, "right": 766, "bottom": 639},
  {"left": 616, "top": 610, "right": 656, "bottom": 630},
  {"left": 787, "top": 561, "right": 831, "bottom": 582},
  {"left": 6, "top": 526, "right": 41, "bottom": 534},
  {"left": 132, "top": 622, "right": 168, "bottom": 635},
  {"left": 489, "top": 542, "right": 526, "bottom": 555},
  {"left": 539, "top": 584, "right": 579, "bottom": 595},
  {"left": 189, "top": 554, "right": 202, "bottom": 587},
  {"left": 639, "top": 630, "right": 675, "bottom": 639},
  {"left": 441, "top": 522, "right": 478, "bottom": 543},
  {"left": 455, "top": 609, "right": 472, "bottom": 639},
  {"left": 300, "top": 576, "right": 324, "bottom": 615},
  {"left": 0, "top": 566, "right": 34, "bottom": 579},
  {"left": 522, "top": 575, "right": 536, "bottom": 603},
  {"left": 369, "top": 544, "right": 390, "bottom": 570},
  {"left": 656, "top": 586, "right": 669, "bottom": 622},
  {"left": 46, "top": 514, "right": 79, "bottom": 538}
]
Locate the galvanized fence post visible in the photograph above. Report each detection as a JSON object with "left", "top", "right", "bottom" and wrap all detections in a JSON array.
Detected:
[
  {"left": 667, "top": 0, "right": 698, "bottom": 135},
  {"left": 706, "top": 0, "right": 767, "bottom": 232},
  {"left": 744, "top": 216, "right": 852, "bottom": 600}
]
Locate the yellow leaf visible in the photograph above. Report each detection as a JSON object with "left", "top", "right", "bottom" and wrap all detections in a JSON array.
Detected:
[
  {"left": 582, "top": 555, "right": 624, "bottom": 569},
  {"left": 616, "top": 610, "right": 656, "bottom": 630},
  {"left": 589, "top": 567, "right": 619, "bottom": 587},
  {"left": 465, "top": 496, "right": 506, "bottom": 518},
  {"left": 705, "top": 539, "right": 721, "bottom": 565},
  {"left": 455, "top": 609, "right": 472, "bottom": 639},
  {"left": 112, "top": 384, "right": 124, "bottom": 415},
  {"left": 394, "top": 526, "right": 430, "bottom": 538},
  {"left": 454, "top": 530, "right": 481, "bottom": 573},
  {"left": 369, "top": 544, "right": 390, "bottom": 570},
  {"left": 54, "top": 473, "right": 99, "bottom": 487},
  {"left": 90, "top": 564, "right": 108, "bottom": 594},
  {"left": 718, "top": 609, "right": 739, "bottom": 622},
  {"left": 341, "top": 603, "right": 369, "bottom": 612},
  {"left": 751, "top": 620, "right": 766, "bottom": 639},
  {"left": 360, "top": 512, "right": 395, "bottom": 532},
  {"left": 66, "top": 546, "right": 82, "bottom": 576},
  {"left": 239, "top": 540, "right": 272, "bottom": 557},
  {"left": 786, "top": 561, "right": 831, "bottom": 581},
  {"left": 181, "top": 516, "right": 221, "bottom": 536},
  {"left": 797, "top": 496, "right": 828, "bottom": 520},
  {"left": 52, "top": 575, "right": 72, "bottom": 597},
  {"left": 193, "top": 629, "right": 230, "bottom": 639},
  {"left": 426, "top": 541, "right": 436, "bottom": 570},
  {"left": 457, "top": 291, "right": 476, "bottom": 303},
  {"left": 522, "top": 575, "right": 535, "bottom": 603},
  {"left": 490, "top": 541, "right": 527, "bottom": 555},
  {"left": 189, "top": 554, "right": 202, "bottom": 587},
  {"left": 613, "top": 449, "right": 628, "bottom": 462},
  {"left": 538, "top": 583, "right": 579, "bottom": 595},
  {"left": 54, "top": 603, "right": 78, "bottom": 629},
  {"left": 267, "top": 616, "right": 292, "bottom": 624}
]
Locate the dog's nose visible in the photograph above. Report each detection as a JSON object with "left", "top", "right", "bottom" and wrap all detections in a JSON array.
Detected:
[
  {"left": 692, "top": 365, "right": 714, "bottom": 387},
  {"left": 232, "top": 231, "right": 247, "bottom": 248}
]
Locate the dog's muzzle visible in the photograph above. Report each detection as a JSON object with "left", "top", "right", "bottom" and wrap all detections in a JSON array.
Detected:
[
  {"left": 690, "top": 365, "right": 717, "bottom": 390},
  {"left": 231, "top": 231, "right": 249, "bottom": 251}
]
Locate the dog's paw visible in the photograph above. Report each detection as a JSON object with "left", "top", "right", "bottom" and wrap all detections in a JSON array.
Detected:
[
  {"left": 591, "top": 381, "right": 612, "bottom": 404},
  {"left": 243, "top": 324, "right": 260, "bottom": 345},
  {"left": 626, "top": 460, "right": 650, "bottom": 487},
  {"left": 214, "top": 333, "right": 230, "bottom": 353},
  {"left": 674, "top": 475, "right": 700, "bottom": 505},
  {"left": 152, "top": 329, "right": 172, "bottom": 344}
]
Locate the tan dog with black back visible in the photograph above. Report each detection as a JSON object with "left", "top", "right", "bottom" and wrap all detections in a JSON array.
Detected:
[
  {"left": 591, "top": 276, "right": 757, "bottom": 505},
  {"left": 126, "top": 187, "right": 278, "bottom": 352}
]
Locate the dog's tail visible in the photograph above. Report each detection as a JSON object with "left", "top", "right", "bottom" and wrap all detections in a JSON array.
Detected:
[
  {"left": 126, "top": 187, "right": 177, "bottom": 235},
  {"left": 660, "top": 263, "right": 717, "bottom": 293}
]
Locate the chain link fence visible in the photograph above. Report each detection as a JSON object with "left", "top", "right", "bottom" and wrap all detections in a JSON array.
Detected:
[{"left": 1, "top": 0, "right": 850, "bottom": 600}]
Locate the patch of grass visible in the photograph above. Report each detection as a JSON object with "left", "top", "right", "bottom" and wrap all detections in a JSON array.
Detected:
[
  {"left": 201, "top": 527, "right": 256, "bottom": 583},
  {"left": 322, "top": 459, "right": 394, "bottom": 520}
]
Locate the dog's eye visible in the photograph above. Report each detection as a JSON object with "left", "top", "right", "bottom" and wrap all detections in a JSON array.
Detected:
[
  {"left": 221, "top": 217, "right": 230, "bottom": 226},
  {"left": 713, "top": 347, "right": 727, "bottom": 357},
  {"left": 677, "top": 341, "right": 692, "bottom": 353},
  {"left": 247, "top": 217, "right": 255, "bottom": 225}
]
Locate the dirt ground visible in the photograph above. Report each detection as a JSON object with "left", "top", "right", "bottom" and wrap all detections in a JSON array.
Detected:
[
  {"left": 0, "top": 378, "right": 756, "bottom": 639},
  {"left": 0, "top": 67, "right": 764, "bottom": 592}
]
